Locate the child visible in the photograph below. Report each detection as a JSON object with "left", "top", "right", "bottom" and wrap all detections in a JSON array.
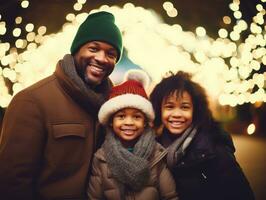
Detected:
[
  {"left": 149, "top": 71, "right": 255, "bottom": 200},
  {"left": 87, "top": 70, "right": 179, "bottom": 200}
]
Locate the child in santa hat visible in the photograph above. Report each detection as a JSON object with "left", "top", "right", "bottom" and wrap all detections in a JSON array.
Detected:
[{"left": 87, "top": 69, "right": 179, "bottom": 200}]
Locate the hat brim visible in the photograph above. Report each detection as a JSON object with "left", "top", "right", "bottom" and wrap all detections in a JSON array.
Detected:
[{"left": 98, "top": 94, "right": 154, "bottom": 125}]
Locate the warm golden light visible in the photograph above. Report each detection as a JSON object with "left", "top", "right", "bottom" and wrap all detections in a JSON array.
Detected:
[
  {"left": 123, "top": 3, "right": 134, "bottom": 9},
  {"left": 247, "top": 123, "right": 256, "bottom": 135},
  {"left": 34, "top": 35, "right": 43, "bottom": 44},
  {"left": 78, "top": 0, "right": 87, "bottom": 4},
  {"left": 196, "top": 26, "right": 206, "bottom": 37},
  {"left": 27, "top": 43, "right": 37, "bottom": 51},
  {"left": 21, "top": 0, "right": 29, "bottom": 8},
  {"left": 0, "top": 21, "right": 7, "bottom": 35},
  {"left": 0, "top": 43, "right": 10, "bottom": 56},
  {"left": 229, "top": 31, "right": 240, "bottom": 41},
  {"left": 251, "top": 23, "right": 263, "bottom": 34},
  {"left": 167, "top": 8, "right": 178, "bottom": 17},
  {"left": 25, "top": 23, "right": 34, "bottom": 32},
  {"left": 237, "top": 20, "right": 248, "bottom": 31},
  {"left": 73, "top": 3, "right": 82, "bottom": 11},
  {"left": 0, "top": 1, "right": 265, "bottom": 108},
  {"left": 66, "top": 13, "right": 75, "bottom": 21},
  {"left": 26, "top": 32, "right": 36, "bottom": 42},
  {"left": 163, "top": 2, "right": 174, "bottom": 11},
  {"left": 218, "top": 28, "right": 228, "bottom": 38},
  {"left": 12, "top": 83, "right": 23, "bottom": 95},
  {"left": 15, "top": 39, "right": 27, "bottom": 49},
  {"left": 233, "top": 11, "right": 242, "bottom": 19},
  {"left": 229, "top": 2, "right": 239, "bottom": 11},
  {"left": 256, "top": 4, "right": 263, "bottom": 11},
  {"left": 262, "top": 55, "right": 266, "bottom": 65},
  {"left": 37, "top": 26, "right": 47, "bottom": 35},
  {"left": 13, "top": 28, "right": 22, "bottom": 37},
  {"left": 254, "top": 13, "right": 265, "bottom": 25},
  {"left": 223, "top": 16, "right": 231, "bottom": 24},
  {"left": 15, "top": 40, "right": 23, "bottom": 48},
  {"left": 15, "top": 17, "right": 23, "bottom": 24},
  {"left": 254, "top": 101, "right": 263, "bottom": 108},
  {"left": 250, "top": 60, "right": 260, "bottom": 71}
]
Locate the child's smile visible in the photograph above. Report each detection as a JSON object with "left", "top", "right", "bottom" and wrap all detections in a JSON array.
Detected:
[
  {"left": 111, "top": 108, "right": 146, "bottom": 144},
  {"left": 161, "top": 91, "right": 193, "bottom": 135}
]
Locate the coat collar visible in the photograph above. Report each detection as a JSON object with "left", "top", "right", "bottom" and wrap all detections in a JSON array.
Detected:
[
  {"left": 181, "top": 130, "right": 217, "bottom": 165},
  {"left": 158, "top": 128, "right": 217, "bottom": 167},
  {"left": 176, "top": 128, "right": 235, "bottom": 167},
  {"left": 54, "top": 55, "right": 112, "bottom": 118}
]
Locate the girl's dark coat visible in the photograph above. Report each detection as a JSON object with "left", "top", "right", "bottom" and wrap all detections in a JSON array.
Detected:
[{"left": 158, "top": 127, "right": 255, "bottom": 200}]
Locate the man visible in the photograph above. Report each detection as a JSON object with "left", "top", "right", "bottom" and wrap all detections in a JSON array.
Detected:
[{"left": 0, "top": 11, "right": 123, "bottom": 199}]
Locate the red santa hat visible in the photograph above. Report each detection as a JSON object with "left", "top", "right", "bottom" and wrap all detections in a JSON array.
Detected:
[{"left": 98, "top": 69, "right": 155, "bottom": 125}]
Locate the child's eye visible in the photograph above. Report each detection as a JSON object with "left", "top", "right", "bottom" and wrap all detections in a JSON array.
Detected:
[
  {"left": 134, "top": 115, "right": 142, "bottom": 119},
  {"left": 116, "top": 114, "right": 125, "bottom": 119},
  {"left": 164, "top": 104, "right": 174, "bottom": 109},
  {"left": 181, "top": 105, "right": 191, "bottom": 110}
]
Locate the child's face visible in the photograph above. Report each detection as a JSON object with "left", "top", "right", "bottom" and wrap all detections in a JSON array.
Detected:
[
  {"left": 161, "top": 91, "right": 193, "bottom": 135},
  {"left": 111, "top": 107, "right": 146, "bottom": 142}
]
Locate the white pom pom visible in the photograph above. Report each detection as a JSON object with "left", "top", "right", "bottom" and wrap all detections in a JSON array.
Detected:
[{"left": 124, "top": 69, "right": 150, "bottom": 89}]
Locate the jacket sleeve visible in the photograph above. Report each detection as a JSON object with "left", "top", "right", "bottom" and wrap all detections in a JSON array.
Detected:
[
  {"left": 214, "top": 144, "right": 255, "bottom": 200},
  {"left": 158, "top": 162, "right": 179, "bottom": 200},
  {"left": 87, "top": 156, "right": 104, "bottom": 200},
  {"left": 0, "top": 94, "right": 45, "bottom": 199}
]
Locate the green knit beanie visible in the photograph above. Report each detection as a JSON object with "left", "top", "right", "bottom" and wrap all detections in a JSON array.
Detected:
[{"left": 70, "top": 11, "right": 123, "bottom": 62}]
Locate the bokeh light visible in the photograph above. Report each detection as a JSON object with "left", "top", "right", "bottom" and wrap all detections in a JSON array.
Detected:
[
  {"left": 0, "top": 1, "right": 265, "bottom": 109},
  {"left": 247, "top": 123, "right": 256, "bottom": 135},
  {"left": 25, "top": 23, "right": 34, "bottom": 32},
  {"left": 15, "top": 17, "right": 23, "bottom": 24},
  {"left": 21, "top": 0, "right": 30, "bottom": 9}
]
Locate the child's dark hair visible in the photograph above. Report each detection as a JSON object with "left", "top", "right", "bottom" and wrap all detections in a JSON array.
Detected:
[{"left": 150, "top": 71, "right": 214, "bottom": 130}]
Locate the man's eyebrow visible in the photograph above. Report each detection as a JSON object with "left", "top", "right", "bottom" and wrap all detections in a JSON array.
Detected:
[{"left": 89, "top": 41, "right": 100, "bottom": 46}]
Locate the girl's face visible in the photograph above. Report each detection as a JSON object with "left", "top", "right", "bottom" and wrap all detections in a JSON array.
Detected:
[
  {"left": 161, "top": 91, "right": 193, "bottom": 135},
  {"left": 111, "top": 108, "right": 146, "bottom": 143}
]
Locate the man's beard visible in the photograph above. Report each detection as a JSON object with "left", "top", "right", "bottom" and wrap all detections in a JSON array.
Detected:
[{"left": 75, "top": 60, "right": 112, "bottom": 86}]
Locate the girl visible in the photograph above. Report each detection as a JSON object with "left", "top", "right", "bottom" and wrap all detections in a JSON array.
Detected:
[
  {"left": 87, "top": 70, "right": 178, "bottom": 200},
  {"left": 150, "top": 71, "right": 255, "bottom": 200}
]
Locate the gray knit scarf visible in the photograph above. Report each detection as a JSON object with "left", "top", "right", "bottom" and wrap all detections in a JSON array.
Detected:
[
  {"left": 60, "top": 54, "right": 111, "bottom": 116},
  {"left": 167, "top": 124, "right": 197, "bottom": 169},
  {"left": 103, "top": 127, "right": 156, "bottom": 193}
]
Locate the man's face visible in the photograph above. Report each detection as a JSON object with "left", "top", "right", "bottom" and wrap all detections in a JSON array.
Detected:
[{"left": 73, "top": 41, "right": 118, "bottom": 86}]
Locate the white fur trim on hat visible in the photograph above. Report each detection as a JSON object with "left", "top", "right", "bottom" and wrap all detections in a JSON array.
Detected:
[{"left": 98, "top": 94, "right": 155, "bottom": 125}]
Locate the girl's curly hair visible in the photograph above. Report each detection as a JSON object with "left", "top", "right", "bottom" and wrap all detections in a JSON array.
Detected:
[{"left": 150, "top": 71, "right": 214, "bottom": 130}]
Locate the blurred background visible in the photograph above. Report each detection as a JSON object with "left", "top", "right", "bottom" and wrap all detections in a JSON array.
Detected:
[{"left": 0, "top": 0, "right": 265, "bottom": 199}]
